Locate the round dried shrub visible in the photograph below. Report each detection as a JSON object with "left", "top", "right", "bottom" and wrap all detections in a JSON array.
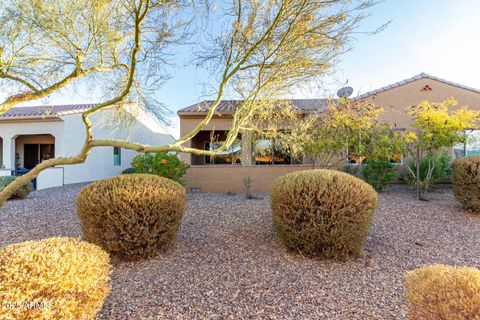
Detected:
[
  {"left": 405, "top": 264, "right": 480, "bottom": 320},
  {"left": 271, "top": 169, "right": 377, "bottom": 259},
  {"left": 77, "top": 174, "right": 186, "bottom": 259},
  {"left": 0, "top": 237, "right": 111, "bottom": 320},
  {"left": 452, "top": 155, "right": 480, "bottom": 214}
]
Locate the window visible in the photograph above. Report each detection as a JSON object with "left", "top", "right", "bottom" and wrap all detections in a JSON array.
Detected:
[
  {"left": 254, "top": 139, "right": 292, "bottom": 165},
  {"left": 204, "top": 140, "right": 242, "bottom": 164},
  {"left": 113, "top": 147, "right": 121, "bottom": 166},
  {"left": 453, "top": 129, "right": 480, "bottom": 159}
]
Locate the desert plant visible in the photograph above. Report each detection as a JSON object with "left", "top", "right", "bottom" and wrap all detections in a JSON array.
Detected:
[
  {"left": 0, "top": 176, "right": 33, "bottom": 199},
  {"left": 405, "top": 264, "right": 480, "bottom": 320},
  {"left": 0, "top": 237, "right": 111, "bottom": 320},
  {"left": 452, "top": 155, "right": 480, "bottom": 214},
  {"left": 131, "top": 153, "right": 190, "bottom": 185},
  {"left": 271, "top": 169, "right": 378, "bottom": 260},
  {"left": 77, "top": 174, "right": 186, "bottom": 259},
  {"left": 361, "top": 159, "right": 396, "bottom": 191},
  {"left": 341, "top": 163, "right": 361, "bottom": 177},
  {"left": 403, "top": 152, "right": 452, "bottom": 192},
  {"left": 121, "top": 167, "right": 136, "bottom": 174}
]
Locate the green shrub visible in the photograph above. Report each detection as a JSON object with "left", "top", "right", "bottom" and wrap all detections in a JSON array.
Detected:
[
  {"left": 121, "top": 167, "right": 136, "bottom": 174},
  {"left": 77, "top": 174, "right": 186, "bottom": 259},
  {"left": 0, "top": 237, "right": 111, "bottom": 320},
  {"left": 361, "top": 159, "right": 396, "bottom": 191},
  {"left": 341, "top": 164, "right": 360, "bottom": 177},
  {"left": 452, "top": 155, "right": 480, "bottom": 214},
  {"left": 403, "top": 152, "right": 452, "bottom": 187},
  {"left": 405, "top": 264, "right": 480, "bottom": 319},
  {"left": 130, "top": 152, "right": 190, "bottom": 185},
  {"left": 271, "top": 169, "right": 378, "bottom": 260},
  {"left": 0, "top": 176, "right": 33, "bottom": 199}
]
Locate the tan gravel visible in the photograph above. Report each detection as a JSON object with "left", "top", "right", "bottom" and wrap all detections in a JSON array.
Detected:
[{"left": 0, "top": 184, "right": 479, "bottom": 319}]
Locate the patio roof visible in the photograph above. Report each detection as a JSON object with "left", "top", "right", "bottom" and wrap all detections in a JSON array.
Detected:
[{"left": 177, "top": 99, "right": 331, "bottom": 115}]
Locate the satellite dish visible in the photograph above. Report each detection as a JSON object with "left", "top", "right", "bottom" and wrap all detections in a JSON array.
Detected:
[{"left": 337, "top": 86, "right": 354, "bottom": 98}]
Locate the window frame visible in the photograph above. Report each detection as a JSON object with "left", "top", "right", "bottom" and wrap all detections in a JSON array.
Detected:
[{"left": 113, "top": 147, "right": 121, "bottom": 166}]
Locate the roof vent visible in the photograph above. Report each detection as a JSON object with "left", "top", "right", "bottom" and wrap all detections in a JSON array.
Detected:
[{"left": 421, "top": 84, "right": 432, "bottom": 92}]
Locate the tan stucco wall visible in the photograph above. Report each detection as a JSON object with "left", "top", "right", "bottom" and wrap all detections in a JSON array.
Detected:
[
  {"left": 363, "top": 78, "right": 480, "bottom": 129},
  {"left": 184, "top": 164, "right": 315, "bottom": 192}
]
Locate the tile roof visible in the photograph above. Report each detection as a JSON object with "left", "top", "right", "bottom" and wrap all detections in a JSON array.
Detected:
[
  {"left": 177, "top": 99, "right": 330, "bottom": 115},
  {"left": 354, "top": 72, "right": 480, "bottom": 100},
  {"left": 0, "top": 104, "right": 96, "bottom": 119},
  {"left": 178, "top": 73, "right": 480, "bottom": 115}
]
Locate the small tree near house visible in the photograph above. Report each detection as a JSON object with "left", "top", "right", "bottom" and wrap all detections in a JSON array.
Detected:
[{"left": 399, "top": 98, "right": 479, "bottom": 200}]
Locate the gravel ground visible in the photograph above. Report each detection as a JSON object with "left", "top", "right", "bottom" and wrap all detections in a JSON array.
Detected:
[{"left": 0, "top": 184, "right": 479, "bottom": 319}]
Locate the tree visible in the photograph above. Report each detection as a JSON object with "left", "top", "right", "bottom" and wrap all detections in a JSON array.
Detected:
[
  {"left": 399, "top": 98, "right": 479, "bottom": 200},
  {"left": 251, "top": 98, "right": 384, "bottom": 168},
  {"left": 0, "top": 0, "right": 377, "bottom": 206}
]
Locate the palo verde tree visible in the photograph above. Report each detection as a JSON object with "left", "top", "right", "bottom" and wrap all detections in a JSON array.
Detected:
[
  {"left": 248, "top": 98, "right": 384, "bottom": 168},
  {"left": 399, "top": 98, "right": 479, "bottom": 200},
  {"left": 0, "top": 0, "right": 378, "bottom": 206}
]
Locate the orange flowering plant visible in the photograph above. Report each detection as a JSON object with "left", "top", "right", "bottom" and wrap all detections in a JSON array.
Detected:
[{"left": 129, "top": 153, "right": 189, "bottom": 186}]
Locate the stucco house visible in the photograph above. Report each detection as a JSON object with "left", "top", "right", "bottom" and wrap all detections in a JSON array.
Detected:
[
  {"left": 0, "top": 103, "right": 174, "bottom": 190},
  {"left": 178, "top": 73, "right": 480, "bottom": 192}
]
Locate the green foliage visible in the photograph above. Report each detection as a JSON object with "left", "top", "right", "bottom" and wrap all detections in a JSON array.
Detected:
[
  {"left": 404, "top": 152, "right": 451, "bottom": 188},
  {"left": 0, "top": 237, "right": 111, "bottom": 320},
  {"left": 400, "top": 99, "right": 479, "bottom": 199},
  {"left": 0, "top": 176, "right": 33, "bottom": 199},
  {"left": 76, "top": 174, "right": 186, "bottom": 260},
  {"left": 121, "top": 167, "right": 136, "bottom": 174},
  {"left": 341, "top": 164, "right": 360, "bottom": 177},
  {"left": 131, "top": 153, "right": 190, "bottom": 185},
  {"left": 361, "top": 160, "right": 396, "bottom": 191},
  {"left": 271, "top": 169, "right": 377, "bottom": 260},
  {"left": 452, "top": 155, "right": 480, "bottom": 214},
  {"left": 405, "top": 264, "right": 480, "bottom": 319}
]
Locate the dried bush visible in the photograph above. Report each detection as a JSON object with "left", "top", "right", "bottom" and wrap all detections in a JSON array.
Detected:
[
  {"left": 0, "top": 176, "right": 33, "bottom": 199},
  {"left": 77, "top": 174, "right": 186, "bottom": 259},
  {"left": 452, "top": 155, "right": 480, "bottom": 214},
  {"left": 271, "top": 169, "right": 377, "bottom": 259},
  {"left": 405, "top": 264, "right": 480, "bottom": 319},
  {"left": 0, "top": 237, "right": 111, "bottom": 320}
]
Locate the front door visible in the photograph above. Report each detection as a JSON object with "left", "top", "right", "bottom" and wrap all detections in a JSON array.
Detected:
[{"left": 24, "top": 144, "right": 39, "bottom": 169}]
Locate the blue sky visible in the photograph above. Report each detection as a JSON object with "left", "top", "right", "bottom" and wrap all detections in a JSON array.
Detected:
[
  {"left": 24, "top": 0, "right": 480, "bottom": 137},
  {"left": 158, "top": 0, "right": 480, "bottom": 136}
]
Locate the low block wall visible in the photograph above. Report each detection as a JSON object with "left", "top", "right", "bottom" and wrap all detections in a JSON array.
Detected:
[
  {"left": 37, "top": 167, "right": 64, "bottom": 190},
  {"left": 184, "top": 165, "right": 314, "bottom": 193}
]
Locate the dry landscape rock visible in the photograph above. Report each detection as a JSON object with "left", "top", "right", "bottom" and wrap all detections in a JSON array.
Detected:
[{"left": 1, "top": 184, "right": 479, "bottom": 319}]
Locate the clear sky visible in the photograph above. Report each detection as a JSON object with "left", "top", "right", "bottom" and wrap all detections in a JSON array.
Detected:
[
  {"left": 32, "top": 0, "right": 480, "bottom": 137},
  {"left": 159, "top": 0, "right": 480, "bottom": 136}
]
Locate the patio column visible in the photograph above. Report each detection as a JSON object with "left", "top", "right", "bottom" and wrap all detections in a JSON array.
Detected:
[
  {"left": 2, "top": 136, "right": 15, "bottom": 170},
  {"left": 240, "top": 129, "right": 254, "bottom": 166}
]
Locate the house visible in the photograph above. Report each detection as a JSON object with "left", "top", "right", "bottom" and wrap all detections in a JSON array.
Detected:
[
  {"left": 178, "top": 73, "right": 480, "bottom": 192},
  {"left": 0, "top": 103, "right": 174, "bottom": 190}
]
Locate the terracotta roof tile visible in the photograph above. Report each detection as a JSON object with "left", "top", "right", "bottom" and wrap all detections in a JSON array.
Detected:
[
  {"left": 0, "top": 104, "right": 96, "bottom": 119},
  {"left": 177, "top": 99, "right": 330, "bottom": 115}
]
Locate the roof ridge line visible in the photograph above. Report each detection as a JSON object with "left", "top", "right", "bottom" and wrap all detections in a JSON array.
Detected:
[{"left": 354, "top": 73, "right": 480, "bottom": 100}]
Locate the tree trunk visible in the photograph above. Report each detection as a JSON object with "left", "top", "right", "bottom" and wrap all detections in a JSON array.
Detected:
[{"left": 416, "top": 147, "right": 421, "bottom": 200}]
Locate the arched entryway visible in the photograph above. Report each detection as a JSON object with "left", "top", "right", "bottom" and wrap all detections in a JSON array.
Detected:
[{"left": 14, "top": 134, "right": 55, "bottom": 169}]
